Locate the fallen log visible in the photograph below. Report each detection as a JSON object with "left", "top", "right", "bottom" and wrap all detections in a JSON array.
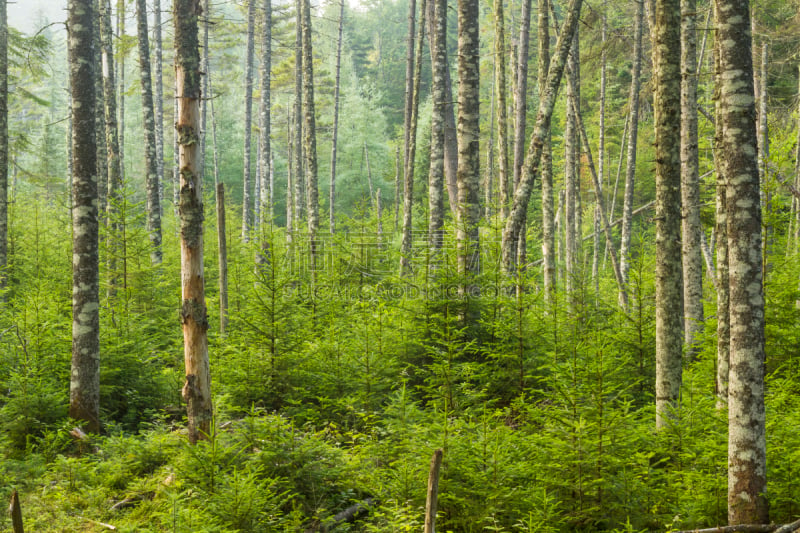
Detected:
[{"left": 673, "top": 517, "right": 800, "bottom": 533}]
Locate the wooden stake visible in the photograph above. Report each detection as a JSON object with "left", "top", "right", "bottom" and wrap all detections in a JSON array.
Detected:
[
  {"left": 424, "top": 449, "right": 443, "bottom": 533},
  {"left": 9, "top": 490, "right": 24, "bottom": 533}
]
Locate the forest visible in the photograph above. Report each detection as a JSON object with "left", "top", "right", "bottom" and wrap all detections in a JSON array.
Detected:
[{"left": 1, "top": 0, "right": 800, "bottom": 530}]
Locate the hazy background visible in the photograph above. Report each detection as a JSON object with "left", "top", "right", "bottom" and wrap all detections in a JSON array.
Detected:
[{"left": 10, "top": 1, "right": 68, "bottom": 35}]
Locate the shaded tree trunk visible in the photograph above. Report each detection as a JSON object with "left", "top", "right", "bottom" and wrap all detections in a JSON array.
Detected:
[
  {"left": 100, "top": 0, "right": 122, "bottom": 295},
  {"left": 539, "top": 0, "right": 555, "bottom": 298},
  {"left": 293, "top": 2, "right": 304, "bottom": 231},
  {"left": 653, "top": 0, "right": 683, "bottom": 430},
  {"left": 242, "top": 0, "right": 256, "bottom": 241},
  {"left": 329, "top": 0, "right": 343, "bottom": 233},
  {"left": 175, "top": 0, "right": 211, "bottom": 444},
  {"left": 301, "top": 0, "right": 319, "bottom": 271},
  {"left": 116, "top": 0, "right": 125, "bottom": 177},
  {"left": 513, "top": 0, "right": 532, "bottom": 190},
  {"left": 593, "top": 2, "right": 606, "bottom": 293},
  {"left": 393, "top": 146, "right": 400, "bottom": 232},
  {"left": 68, "top": 0, "right": 101, "bottom": 433},
  {"left": 136, "top": 0, "right": 162, "bottom": 264},
  {"left": 494, "top": 0, "right": 509, "bottom": 220},
  {"left": 715, "top": 0, "right": 768, "bottom": 522},
  {"left": 564, "top": 30, "right": 580, "bottom": 296},
  {"left": 258, "top": 0, "right": 272, "bottom": 252},
  {"left": 93, "top": 8, "right": 108, "bottom": 219},
  {"left": 620, "top": 0, "right": 644, "bottom": 299},
  {"left": 154, "top": 0, "right": 164, "bottom": 213},
  {"left": 429, "top": 0, "right": 448, "bottom": 254},
  {"left": 501, "top": 0, "right": 583, "bottom": 272},
  {"left": 681, "top": 0, "right": 703, "bottom": 357}
]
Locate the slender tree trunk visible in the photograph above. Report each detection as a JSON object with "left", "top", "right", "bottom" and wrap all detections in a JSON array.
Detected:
[
  {"left": 117, "top": 0, "right": 125, "bottom": 178},
  {"left": 713, "top": 8, "right": 729, "bottom": 407},
  {"left": 653, "top": 0, "right": 683, "bottom": 430},
  {"left": 329, "top": 0, "right": 343, "bottom": 233},
  {"left": 757, "top": 43, "right": 769, "bottom": 278},
  {"left": 301, "top": 0, "right": 319, "bottom": 272},
  {"left": 494, "top": 0, "right": 510, "bottom": 220},
  {"left": 681, "top": 0, "right": 703, "bottom": 357},
  {"left": 175, "top": 0, "right": 211, "bottom": 444},
  {"left": 154, "top": 0, "right": 164, "bottom": 214},
  {"left": 715, "top": 0, "right": 768, "bottom": 522},
  {"left": 401, "top": 0, "right": 427, "bottom": 273},
  {"left": 0, "top": 0, "right": 8, "bottom": 290},
  {"left": 200, "top": 0, "right": 209, "bottom": 191},
  {"left": 593, "top": 2, "right": 606, "bottom": 293},
  {"left": 364, "top": 141, "right": 375, "bottom": 208},
  {"left": 173, "top": 79, "right": 179, "bottom": 207},
  {"left": 539, "top": 0, "right": 555, "bottom": 299},
  {"left": 401, "top": 0, "right": 416, "bottom": 209},
  {"left": 501, "top": 0, "right": 582, "bottom": 272},
  {"left": 68, "top": 0, "right": 101, "bottom": 433},
  {"left": 620, "top": 0, "right": 644, "bottom": 297},
  {"left": 393, "top": 146, "right": 400, "bottom": 232},
  {"left": 485, "top": 77, "right": 495, "bottom": 218},
  {"left": 429, "top": 0, "right": 447, "bottom": 254},
  {"left": 93, "top": 9, "right": 108, "bottom": 221},
  {"left": 457, "top": 0, "right": 481, "bottom": 293},
  {"left": 513, "top": 0, "right": 531, "bottom": 189},
  {"left": 258, "top": 0, "right": 272, "bottom": 255},
  {"left": 293, "top": 3, "right": 303, "bottom": 231},
  {"left": 9, "top": 490, "right": 23, "bottom": 533},
  {"left": 207, "top": 58, "right": 227, "bottom": 333},
  {"left": 425, "top": 0, "right": 458, "bottom": 217},
  {"left": 423, "top": 449, "right": 444, "bottom": 533},
  {"left": 100, "top": 0, "right": 122, "bottom": 294},
  {"left": 564, "top": 30, "right": 580, "bottom": 296},
  {"left": 136, "top": 0, "right": 162, "bottom": 264},
  {"left": 794, "top": 66, "right": 800, "bottom": 254},
  {"left": 242, "top": 0, "right": 256, "bottom": 241},
  {"left": 286, "top": 109, "right": 294, "bottom": 245}
]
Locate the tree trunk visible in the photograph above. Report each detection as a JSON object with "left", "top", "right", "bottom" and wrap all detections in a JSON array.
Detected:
[
  {"left": 401, "top": 0, "right": 416, "bottom": 212},
  {"left": 393, "top": 146, "right": 400, "bottom": 232},
  {"left": 681, "top": 0, "right": 703, "bottom": 357},
  {"left": 301, "top": 0, "right": 319, "bottom": 272},
  {"left": 457, "top": 0, "right": 481, "bottom": 291},
  {"left": 100, "top": 0, "right": 122, "bottom": 295},
  {"left": 539, "top": 0, "right": 554, "bottom": 298},
  {"left": 429, "top": 0, "right": 447, "bottom": 254},
  {"left": 136, "top": 0, "right": 162, "bottom": 264},
  {"left": 116, "top": 0, "right": 125, "bottom": 180},
  {"left": 593, "top": 2, "right": 606, "bottom": 293},
  {"left": 293, "top": 3, "right": 304, "bottom": 231},
  {"left": 619, "top": 0, "right": 644, "bottom": 299},
  {"left": 154, "top": 0, "right": 164, "bottom": 214},
  {"left": 93, "top": 8, "right": 108, "bottom": 219},
  {"left": 242, "top": 0, "right": 256, "bottom": 241},
  {"left": 364, "top": 141, "right": 375, "bottom": 208},
  {"left": 0, "top": 0, "right": 8, "bottom": 290},
  {"left": 501, "top": 0, "right": 582, "bottom": 272},
  {"left": 653, "top": 0, "right": 683, "bottom": 430},
  {"left": 175, "top": 0, "right": 211, "bottom": 444},
  {"left": 513, "top": 0, "right": 532, "bottom": 190},
  {"left": 494, "top": 0, "right": 509, "bottom": 220},
  {"left": 200, "top": 0, "right": 209, "bottom": 193},
  {"left": 258, "top": 0, "right": 272, "bottom": 254},
  {"left": 9, "top": 490, "right": 23, "bottom": 533},
  {"left": 329, "top": 0, "right": 343, "bottom": 234},
  {"left": 423, "top": 449, "right": 444, "bottom": 533},
  {"left": 68, "top": 0, "right": 101, "bottom": 433},
  {"left": 715, "top": 0, "right": 768, "bottom": 522},
  {"left": 564, "top": 29, "right": 580, "bottom": 296}
]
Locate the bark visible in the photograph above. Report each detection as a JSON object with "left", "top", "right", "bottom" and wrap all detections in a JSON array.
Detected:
[
  {"left": 301, "top": 0, "right": 319, "bottom": 271},
  {"left": 293, "top": 3, "right": 303, "bottom": 230},
  {"left": 93, "top": 9, "right": 107, "bottom": 219},
  {"left": 200, "top": 0, "right": 209, "bottom": 193},
  {"left": 715, "top": 0, "right": 768, "bottom": 522},
  {"left": 564, "top": 30, "right": 580, "bottom": 296},
  {"left": 242, "top": 0, "right": 256, "bottom": 241},
  {"left": 501, "top": 0, "right": 583, "bottom": 272},
  {"left": 681, "top": 0, "right": 703, "bottom": 357},
  {"left": 100, "top": 0, "right": 122, "bottom": 295},
  {"left": 429, "top": 0, "right": 446, "bottom": 253},
  {"left": 424, "top": 449, "right": 444, "bottom": 533},
  {"left": 401, "top": 0, "right": 416, "bottom": 210},
  {"left": 485, "top": 78, "right": 495, "bottom": 218},
  {"left": 653, "top": 0, "right": 684, "bottom": 430},
  {"left": 154, "top": 0, "right": 164, "bottom": 212},
  {"left": 207, "top": 55, "right": 227, "bottom": 333},
  {"left": 512, "top": 0, "right": 532, "bottom": 190},
  {"left": 593, "top": 2, "right": 606, "bottom": 293},
  {"left": 457, "top": 0, "right": 481, "bottom": 286},
  {"left": 494, "top": 0, "right": 510, "bottom": 219},
  {"left": 69, "top": 0, "right": 101, "bottom": 433},
  {"left": 258, "top": 0, "right": 272, "bottom": 252},
  {"left": 364, "top": 141, "right": 375, "bottom": 208},
  {"left": 713, "top": 15, "right": 729, "bottom": 408},
  {"left": 425, "top": 0, "right": 458, "bottom": 216},
  {"left": 137, "top": 0, "right": 162, "bottom": 264},
  {"left": 757, "top": 43, "right": 769, "bottom": 278},
  {"left": 329, "top": 0, "right": 343, "bottom": 233},
  {"left": 175, "top": 0, "right": 212, "bottom": 444},
  {"left": 0, "top": 0, "right": 8, "bottom": 289},
  {"left": 116, "top": 0, "right": 125, "bottom": 177},
  {"left": 619, "top": 0, "right": 644, "bottom": 296},
  {"left": 400, "top": 0, "right": 427, "bottom": 273},
  {"left": 286, "top": 109, "right": 294, "bottom": 244},
  {"left": 539, "top": 0, "right": 554, "bottom": 298}
]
